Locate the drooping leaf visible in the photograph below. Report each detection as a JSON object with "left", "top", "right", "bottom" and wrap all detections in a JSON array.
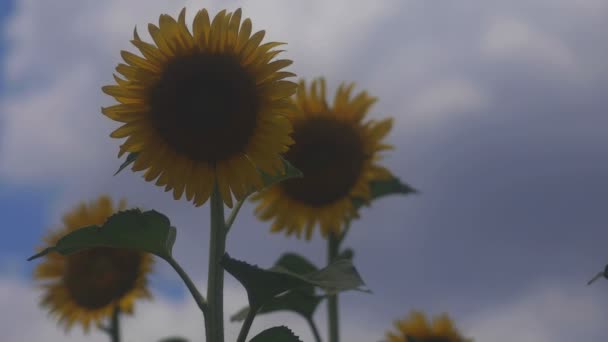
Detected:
[
  {"left": 28, "top": 209, "right": 176, "bottom": 261},
  {"left": 114, "top": 152, "right": 139, "bottom": 176},
  {"left": 230, "top": 253, "right": 324, "bottom": 321},
  {"left": 249, "top": 326, "right": 303, "bottom": 342},
  {"left": 274, "top": 253, "right": 318, "bottom": 275},
  {"left": 231, "top": 290, "right": 324, "bottom": 322},
  {"left": 247, "top": 157, "right": 302, "bottom": 197},
  {"left": 292, "top": 258, "right": 370, "bottom": 295},
  {"left": 226, "top": 158, "right": 303, "bottom": 231},
  {"left": 159, "top": 338, "right": 189, "bottom": 342},
  {"left": 587, "top": 264, "right": 608, "bottom": 285},
  {"left": 337, "top": 248, "right": 354, "bottom": 261},
  {"left": 221, "top": 253, "right": 368, "bottom": 309},
  {"left": 353, "top": 176, "right": 418, "bottom": 209},
  {"left": 221, "top": 254, "right": 305, "bottom": 308}
]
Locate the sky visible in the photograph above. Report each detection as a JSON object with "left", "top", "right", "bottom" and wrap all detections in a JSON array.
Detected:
[{"left": 1, "top": 0, "right": 608, "bottom": 341}]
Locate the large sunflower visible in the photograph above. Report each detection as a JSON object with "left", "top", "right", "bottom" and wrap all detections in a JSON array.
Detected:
[
  {"left": 33, "top": 196, "right": 154, "bottom": 332},
  {"left": 102, "top": 8, "right": 296, "bottom": 208},
  {"left": 252, "top": 78, "right": 394, "bottom": 239},
  {"left": 386, "top": 311, "right": 473, "bottom": 342}
]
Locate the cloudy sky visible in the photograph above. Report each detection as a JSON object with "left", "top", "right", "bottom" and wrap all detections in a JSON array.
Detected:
[{"left": 1, "top": 0, "right": 608, "bottom": 341}]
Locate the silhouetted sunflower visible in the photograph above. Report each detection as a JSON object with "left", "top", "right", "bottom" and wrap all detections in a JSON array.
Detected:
[
  {"left": 252, "top": 78, "right": 394, "bottom": 239},
  {"left": 386, "top": 311, "right": 474, "bottom": 342},
  {"left": 33, "top": 196, "right": 153, "bottom": 332},
  {"left": 102, "top": 8, "right": 296, "bottom": 208}
]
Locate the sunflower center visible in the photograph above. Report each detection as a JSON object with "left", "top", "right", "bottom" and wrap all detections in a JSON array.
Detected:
[
  {"left": 64, "top": 248, "right": 141, "bottom": 309},
  {"left": 281, "top": 116, "right": 366, "bottom": 207},
  {"left": 148, "top": 53, "right": 259, "bottom": 162}
]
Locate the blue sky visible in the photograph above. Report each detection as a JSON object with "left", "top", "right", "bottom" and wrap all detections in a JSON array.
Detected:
[{"left": 1, "top": 1, "right": 608, "bottom": 341}]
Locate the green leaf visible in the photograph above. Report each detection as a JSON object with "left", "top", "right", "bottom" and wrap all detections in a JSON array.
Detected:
[
  {"left": 221, "top": 254, "right": 305, "bottom": 308},
  {"left": 231, "top": 290, "right": 324, "bottom": 322},
  {"left": 337, "top": 248, "right": 354, "bottom": 261},
  {"left": 292, "top": 258, "right": 370, "bottom": 295},
  {"left": 249, "top": 326, "right": 303, "bottom": 342},
  {"left": 353, "top": 176, "right": 418, "bottom": 209},
  {"left": 230, "top": 253, "right": 323, "bottom": 322},
  {"left": 114, "top": 152, "right": 139, "bottom": 176},
  {"left": 274, "top": 253, "right": 319, "bottom": 275},
  {"left": 248, "top": 157, "right": 302, "bottom": 196},
  {"left": 159, "top": 338, "right": 189, "bottom": 342},
  {"left": 28, "top": 209, "right": 176, "bottom": 261},
  {"left": 221, "top": 253, "right": 368, "bottom": 308}
]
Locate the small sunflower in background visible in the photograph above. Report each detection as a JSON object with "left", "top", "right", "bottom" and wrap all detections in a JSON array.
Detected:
[
  {"left": 33, "top": 196, "right": 153, "bottom": 332},
  {"left": 102, "top": 8, "right": 296, "bottom": 208},
  {"left": 386, "top": 311, "right": 474, "bottom": 342},
  {"left": 252, "top": 78, "right": 394, "bottom": 239}
]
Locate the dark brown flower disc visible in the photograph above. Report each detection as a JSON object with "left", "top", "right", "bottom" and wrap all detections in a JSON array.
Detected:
[
  {"left": 148, "top": 53, "right": 260, "bottom": 163},
  {"left": 281, "top": 116, "right": 366, "bottom": 207},
  {"left": 64, "top": 248, "right": 142, "bottom": 309}
]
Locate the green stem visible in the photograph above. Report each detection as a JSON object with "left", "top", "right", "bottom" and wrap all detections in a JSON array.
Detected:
[
  {"left": 206, "top": 183, "right": 227, "bottom": 342},
  {"left": 110, "top": 306, "right": 120, "bottom": 342},
  {"left": 225, "top": 197, "right": 246, "bottom": 233},
  {"left": 236, "top": 306, "right": 258, "bottom": 342},
  {"left": 166, "top": 255, "right": 208, "bottom": 317},
  {"left": 306, "top": 316, "right": 323, "bottom": 342},
  {"left": 327, "top": 232, "right": 340, "bottom": 342}
]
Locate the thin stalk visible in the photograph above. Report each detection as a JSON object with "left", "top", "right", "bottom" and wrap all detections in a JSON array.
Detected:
[
  {"left": 225, "top": 197, "right": 246, "bottom": 233},
  {"left": 166, "top": 255, "right": 208, "bottom": 317},
  {"left": 306, "top": 316, "right": 323, "bottom": 342},
  {"left": 236, "top": 306, "right": 258, "bottom": 342},
  {"left": 327, "top": 232, "right": 340, "bottom": 342},
  {"left": 110, "top": 306, "right": 120, "bottom": 342},
  {"left": 206, "top": 183, "right": 227, "bottom": 342}
]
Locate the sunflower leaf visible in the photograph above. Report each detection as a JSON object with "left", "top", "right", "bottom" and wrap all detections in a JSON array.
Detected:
[
  {"left": 274, "top": 252, "right": 319, "bottom": 275},
  {"left": 249, "top": 326, "right": 303, "bottom": 342},
  {"left": 27, "top": 209, "right": 176, "bottom": 261},
  {"left": 114, "top": 152, "right": 139, "bottom": 176},
  {"left": 230, "top": 253, "right": 323, "bottom": 321},
  {"left": 352, "top": 176, "right": 418, "bottom": 209},
  {"left": 221, "top": 253, "right": 368, "bottom": 310},
  {"left": 159, "top": 338, "right": 189, "bottom": 342},
  {"left": 231, "top": 290, "right": 324, "bottom": 322},
  {"left": 250, "top": 157, "right": 303, "bottom": 196}
]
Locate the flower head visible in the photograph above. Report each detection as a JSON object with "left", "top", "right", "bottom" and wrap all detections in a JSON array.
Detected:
[
  {"left": 33, "top": 196, "right": 153, "bottom": 332},
  {"left": 102, "top": 8, "right": 296, "bottom": 208},
  {"left": 252, "top": 77, "right": 394, "bottom": 239},
  {"left": 386, "top": 311, "right": 473, "bottom": 342}
]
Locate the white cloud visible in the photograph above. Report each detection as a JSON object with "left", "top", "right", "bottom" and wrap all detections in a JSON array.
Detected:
[
  {"left": 408, "top": 78, "right": 488, "bottom": 120},
  {"left": 481, "top": 17, "right": 579, "bottom": 75},
  {"left": 465, "top": 280, "right": 608, "bottom": 342},
  {"left": 0, "top": 0, "right": 401, "bottom": 185},
  {"left": 0, "top": 275, "right": 381, "bottom": 342}
]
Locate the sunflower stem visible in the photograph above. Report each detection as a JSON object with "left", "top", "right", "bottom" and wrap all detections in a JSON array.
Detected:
[
  {"left": 236, "top": 305, "right": 258, "bottom": 342},
  {"left": 206, "top": 182, "right": 226, "bottom": 342},
  {"left": 110, "top": 306, "right": 121, "bottom": 342},
  {"left": 225, "top": 197, "right": 247, "bottom": 233},
  {"left": 306, "top": 316, "right": 323, "bottom": 342},
  {"left": 166, "top": 255, "right": 208, "bottom": 316},
  {"left": 327, "top": 232, "right": 340, "bottom": 342}
]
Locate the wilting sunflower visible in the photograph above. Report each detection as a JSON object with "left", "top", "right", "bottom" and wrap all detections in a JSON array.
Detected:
[
  {"left": 386, "top": 311, "right": 473, "bottom": 342},
  {"left": 252, "top": 78, "right": 394, "bottom": 239},
  {"left": 102, "top": 8, "right": 296, "bottom": 208},
  {"left": 33, "top": 196, "right": 153, "bottom": 332}
]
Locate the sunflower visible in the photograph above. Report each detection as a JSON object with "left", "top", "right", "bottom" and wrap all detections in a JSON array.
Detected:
[
  {"left": 101, "top": 8, "right": 296, "bottom": 208},
  {"left": 33, "top": 196, "right": 153, "bottom": 332},
  {"left": 252, "top": 78, "right": 394, "bottom": 239},
  {"left": 386, "top": 311, "right": 473, "bottom": 342}
]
